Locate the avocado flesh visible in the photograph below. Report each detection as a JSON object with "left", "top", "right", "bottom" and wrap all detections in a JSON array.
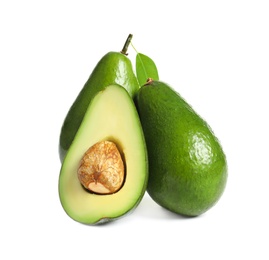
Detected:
[
  {"left": 59, "top": 84, "right": 148, "bottom": 224},
  {"left": 135, "top": 81, "right": 227, "bottom": 216},
  {"left": 59, "top": 52, "right": 139, "bottom": 162}
]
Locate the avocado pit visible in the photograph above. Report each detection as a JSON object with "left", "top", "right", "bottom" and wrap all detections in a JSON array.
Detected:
[{"left": 77, "top": 141, "right": 125, "bottom": 194}]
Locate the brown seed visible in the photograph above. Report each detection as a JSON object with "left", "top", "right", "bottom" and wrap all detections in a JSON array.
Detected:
[{"left": 77, "top": 141, "right": 125, "bottom": 194}]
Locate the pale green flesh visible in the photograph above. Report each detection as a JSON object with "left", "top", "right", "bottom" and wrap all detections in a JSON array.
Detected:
[{"left": 59, "top": 85, "right": 147, "bottom": 224}]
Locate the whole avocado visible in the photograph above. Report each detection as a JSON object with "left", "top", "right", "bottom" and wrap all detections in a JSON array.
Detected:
[{"left": 135, "top": 80, "right": 228, "bottom": 216}]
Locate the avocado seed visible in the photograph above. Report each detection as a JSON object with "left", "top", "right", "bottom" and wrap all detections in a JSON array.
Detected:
[{"left": 77, "top": 141, "right": 125, "bottom": 194}]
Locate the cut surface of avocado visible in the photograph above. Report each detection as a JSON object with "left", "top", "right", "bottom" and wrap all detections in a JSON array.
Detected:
[{"left": 59, "top": 84, "right": 148, "bottom": 224}]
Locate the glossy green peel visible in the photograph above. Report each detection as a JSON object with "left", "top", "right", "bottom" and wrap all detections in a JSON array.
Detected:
[{"left": 135, "top": 80, "right": 227, "bottom": 216}]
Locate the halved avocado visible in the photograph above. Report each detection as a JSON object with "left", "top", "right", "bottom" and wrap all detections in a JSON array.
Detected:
[{"left": 59, "top": 84, "right": 148, "bottom": 224}]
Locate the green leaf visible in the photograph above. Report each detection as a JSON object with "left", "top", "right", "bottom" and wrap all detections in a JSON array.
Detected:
[{"left": 136, "top": 53, "right": 159, "bottom": 86}]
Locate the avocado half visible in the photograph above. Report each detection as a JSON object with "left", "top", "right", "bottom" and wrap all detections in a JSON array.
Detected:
[{"left": 59, "top": 84, "right": 148, "bottom": 224}]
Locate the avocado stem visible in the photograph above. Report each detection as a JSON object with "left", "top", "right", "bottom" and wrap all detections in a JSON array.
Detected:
[
  {"left": 145, "top": 78, "right": 154, "bottom": 85},
  {"left": 121, "top": 34, "right": 133, "bottom": 56}
]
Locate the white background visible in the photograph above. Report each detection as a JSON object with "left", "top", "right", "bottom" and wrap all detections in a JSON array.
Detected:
[{"left": 1, "top": 0, "right": 269, "bottom": 259}]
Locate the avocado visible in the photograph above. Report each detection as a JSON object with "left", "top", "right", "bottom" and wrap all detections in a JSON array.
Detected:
[
  {"left": 59, "top": 35, "right": 139, "bottom": 162},
  {"left": 135, "top": 80, "right": 227, "bottom": 216},
  {"left": 59, "top": 84, "right": 148, "bottom": 224}
]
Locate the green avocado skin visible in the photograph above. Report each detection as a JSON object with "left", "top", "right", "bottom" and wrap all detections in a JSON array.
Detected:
[
  {"left": 135, "top": 81, "right": 228, "bottom": 216},
  {"left": 59, "top": 52, "right": 139, "bottom": 162}
]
